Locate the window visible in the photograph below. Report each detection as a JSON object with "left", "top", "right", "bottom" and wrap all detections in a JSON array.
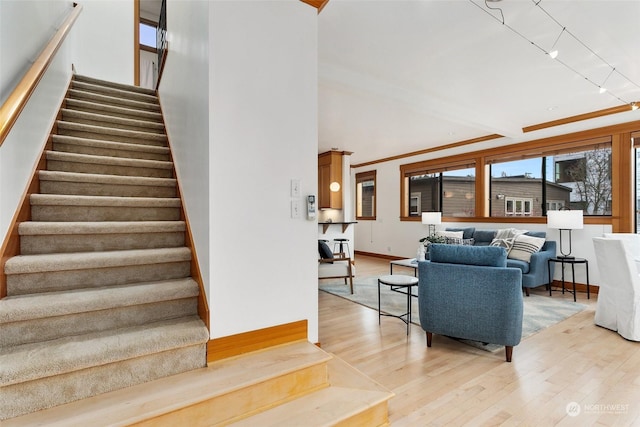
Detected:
[
  {"left": 488, "top": 142, "right": 611, "bottom": 216},
  {"left": 505, "top": 197, "right": 533, "bottom": 216},
  {"left": 139, "top": 19, "right": 158, "bottom": 52},
  {"left": 400, "top": 160, "right": 475, "bottom": 218},
  {"left": 356, "top": 170, "right": 376, "bottom": 220}
]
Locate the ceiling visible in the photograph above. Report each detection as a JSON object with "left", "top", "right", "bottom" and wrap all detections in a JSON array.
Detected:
[{"left": 318, "top": 0, "right": 640, "bottom": 165}]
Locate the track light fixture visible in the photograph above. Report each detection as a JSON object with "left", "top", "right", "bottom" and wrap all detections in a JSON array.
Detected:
[
  {"left": 470, "top": 0, "right": 640, "bottom": 107},
  {"left": 547, "top": 27, "right": 564, "bottom": 59}
]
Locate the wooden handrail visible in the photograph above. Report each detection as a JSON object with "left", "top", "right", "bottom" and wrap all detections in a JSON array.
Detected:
[{"left": 0, "top": 3, "right": 83, "bottom": 147}]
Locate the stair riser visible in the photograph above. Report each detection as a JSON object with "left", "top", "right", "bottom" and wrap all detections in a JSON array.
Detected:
[
  {"left": 64, "top": 99, "right": 163, "bottom": 123},
  {"left": 52, "top": 140, "right": 170, "bottom": 161},
  {"left": 334, "top": 403, "right": 390, "bottom": 427},
  {"left": 67, "top": 90, "right": 161, "bottom": 112},
  {"left": 62, "top": 114, "right": 165, "bottom": 135},
  {"left": 31, "top": 205, "right": 181, "bottom": 222},
  {"left": 46, "top": 159, "right": 173, "bottom": 178},
  {"left": 57, "top": 127, "right": 168, "bottom": 147},
  {"left": 6, "top": 261, "right": 191, "bottom": 296},
  {"left": 71, "top": 81, "right": 159, "bottom": 105},
  {"left": 74, "top": 75, "right": 157, "bottom": 96},
  {"left": 20, "top": 232, "right": 185, "bottom": 254},
  {"left": 0, "top": 344, "right": 206, "bottom": 420},
  {"left": 40, "top": 180, "right": 177, "bottom": 198},
  {"left": 1, "top": 298, "right": 197, "bottom": 347},
  {"left": 134, "top": 364, "right": 330, "bottom": 427}
]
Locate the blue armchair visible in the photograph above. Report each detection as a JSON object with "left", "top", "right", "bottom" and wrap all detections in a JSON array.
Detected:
[{"left": 418, "top": 244, "right": 523, "bottom": 362}]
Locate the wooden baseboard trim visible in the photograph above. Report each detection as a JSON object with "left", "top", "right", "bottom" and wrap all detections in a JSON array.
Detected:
[
  {"left": 549, "top": 280, "right": 599, "bottom": 295},
  {"left": 207, "top": 320, "right": 308, "bottom": 363},
  {"left": 354, "top": 250, "right": 405, "bottom": 261}
]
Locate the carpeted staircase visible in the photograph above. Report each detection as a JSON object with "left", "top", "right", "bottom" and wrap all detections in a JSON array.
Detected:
[{"left": 0, "top": 74, "right": 210, "bottom": 420}]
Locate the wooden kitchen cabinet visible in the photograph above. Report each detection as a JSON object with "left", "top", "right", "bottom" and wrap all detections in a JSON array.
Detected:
[{"left": 318, "top": 151, "right": 342, "bottom": 209}]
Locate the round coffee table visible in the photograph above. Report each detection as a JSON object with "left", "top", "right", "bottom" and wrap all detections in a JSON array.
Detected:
[{"left": 377, "top": 274, "right": 419, "bottom": 335}]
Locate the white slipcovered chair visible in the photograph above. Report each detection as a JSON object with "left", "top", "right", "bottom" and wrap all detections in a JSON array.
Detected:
[{"left": 592, "top": 237, "right": 640, "bottom": 341}]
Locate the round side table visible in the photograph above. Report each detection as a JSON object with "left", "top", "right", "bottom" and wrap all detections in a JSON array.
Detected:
[{"left": 377, "top": 274, "right": 419, "bottom": 335}]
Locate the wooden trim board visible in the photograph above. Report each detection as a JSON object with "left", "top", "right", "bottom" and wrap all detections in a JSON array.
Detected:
[{"left": 207, "top": 320, "right": 308, "bottom": 363}]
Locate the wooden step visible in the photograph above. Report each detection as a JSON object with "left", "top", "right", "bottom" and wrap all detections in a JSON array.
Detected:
[{"left": 1, "top": 341, "right": 332, "bottom": 426}]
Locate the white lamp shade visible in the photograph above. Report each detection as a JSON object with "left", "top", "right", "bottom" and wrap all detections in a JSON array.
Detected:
[
  {"left": 547, "top": 210, "right": 583, "bottom": 230},
  {"left": 422, "top": 212, "right": 442, "bottom": 225}
]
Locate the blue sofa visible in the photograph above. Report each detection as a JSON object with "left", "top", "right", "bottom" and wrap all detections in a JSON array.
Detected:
[
  {"left": 418, "top": 244, "right": 523, "bottom": 362},
  {"left": 444, "top": 227, "right": 556, "bottom": 296}
]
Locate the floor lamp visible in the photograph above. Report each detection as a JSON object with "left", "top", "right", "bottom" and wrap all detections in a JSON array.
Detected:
[
  {"left": 547, "top": 210, "right": 583, "bottom": 259},
  {"left": 422, "top": 212, "right": 442, "bottom": 236}
]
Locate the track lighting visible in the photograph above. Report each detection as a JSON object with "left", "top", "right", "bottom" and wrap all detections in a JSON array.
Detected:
[{"left": 548, "top": 27, "right": 564, "bottom": 60}]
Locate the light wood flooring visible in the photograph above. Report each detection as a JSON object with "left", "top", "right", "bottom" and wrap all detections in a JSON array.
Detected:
[{"left": 318, "top": 255, "right": 640, "bottom": 426}]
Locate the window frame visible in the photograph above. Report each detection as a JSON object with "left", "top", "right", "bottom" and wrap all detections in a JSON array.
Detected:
[
  {"left": 397, "top": 125, "right": 634, "bottom": 226},
  {"left": 355, "top": 170, "right": 377, "bottom": 220}
]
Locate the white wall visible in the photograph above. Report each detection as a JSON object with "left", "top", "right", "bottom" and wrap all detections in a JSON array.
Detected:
[
  {"left": 157, "top": 0, "right": 210, "bottom": 305},
  {"left": 0, "top": 0, "right": 75, "bottom": 243},
  {"left": 210, "top": 1, "right": 318, "bottom": 341},
  {"left": 71, "top": 0, "right": 134, "bottom": 84},
  {"left": 352, "top": 147, "right": 614, "bottom": 287}
]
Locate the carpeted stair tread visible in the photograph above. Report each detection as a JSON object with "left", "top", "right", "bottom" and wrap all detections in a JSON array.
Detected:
[
  {"left": 71, "top": 80, "right": 159, "bottom": 104},
  {"left": 39, "top": 170, "right": 177, "bottom": 188},
  {"left": 0, "top": 278, "right": 199, "bottom": 324},
  {"left": 67, "top": 88, "right": 161, "bottom": 112},
  {"left": 56, "top": 120, "right": 168, "bottom": 145},
  {"left": 64, "top": 98, "right": 163, "bottom": 122},
  {"left": 0, "top": 341, "right": 334, "bottom": 426},
  {"left": 4, "top": 247, "right": 191, "bottom": 275},
  {"left": 46, "top": 150, "right": 173, "bottom": 171},
  {"left": 30, "top": 193, "right": 180, "bottom": 207},
  {"left": 0, "top": 316, "right": 209, "bottom": 387},
  {"left": 73, "top": 74, "right": 157, "bottom": 96},
  {"left": 61, "top": 109, "right": 166, "bottom": 133},
  {"left": 19, "top": 220, "right": 185, "bottom": 236},
  {"left": 51, "top": 134, "right": 170, "bottom": 161},
  {"left": 229, "top": 386, "right": 392, "bottom": 427}
]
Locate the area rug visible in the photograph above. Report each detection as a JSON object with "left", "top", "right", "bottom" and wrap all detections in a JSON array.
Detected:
[{"left": 319, "top": 276, "right": 587, "bottom": 352}]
